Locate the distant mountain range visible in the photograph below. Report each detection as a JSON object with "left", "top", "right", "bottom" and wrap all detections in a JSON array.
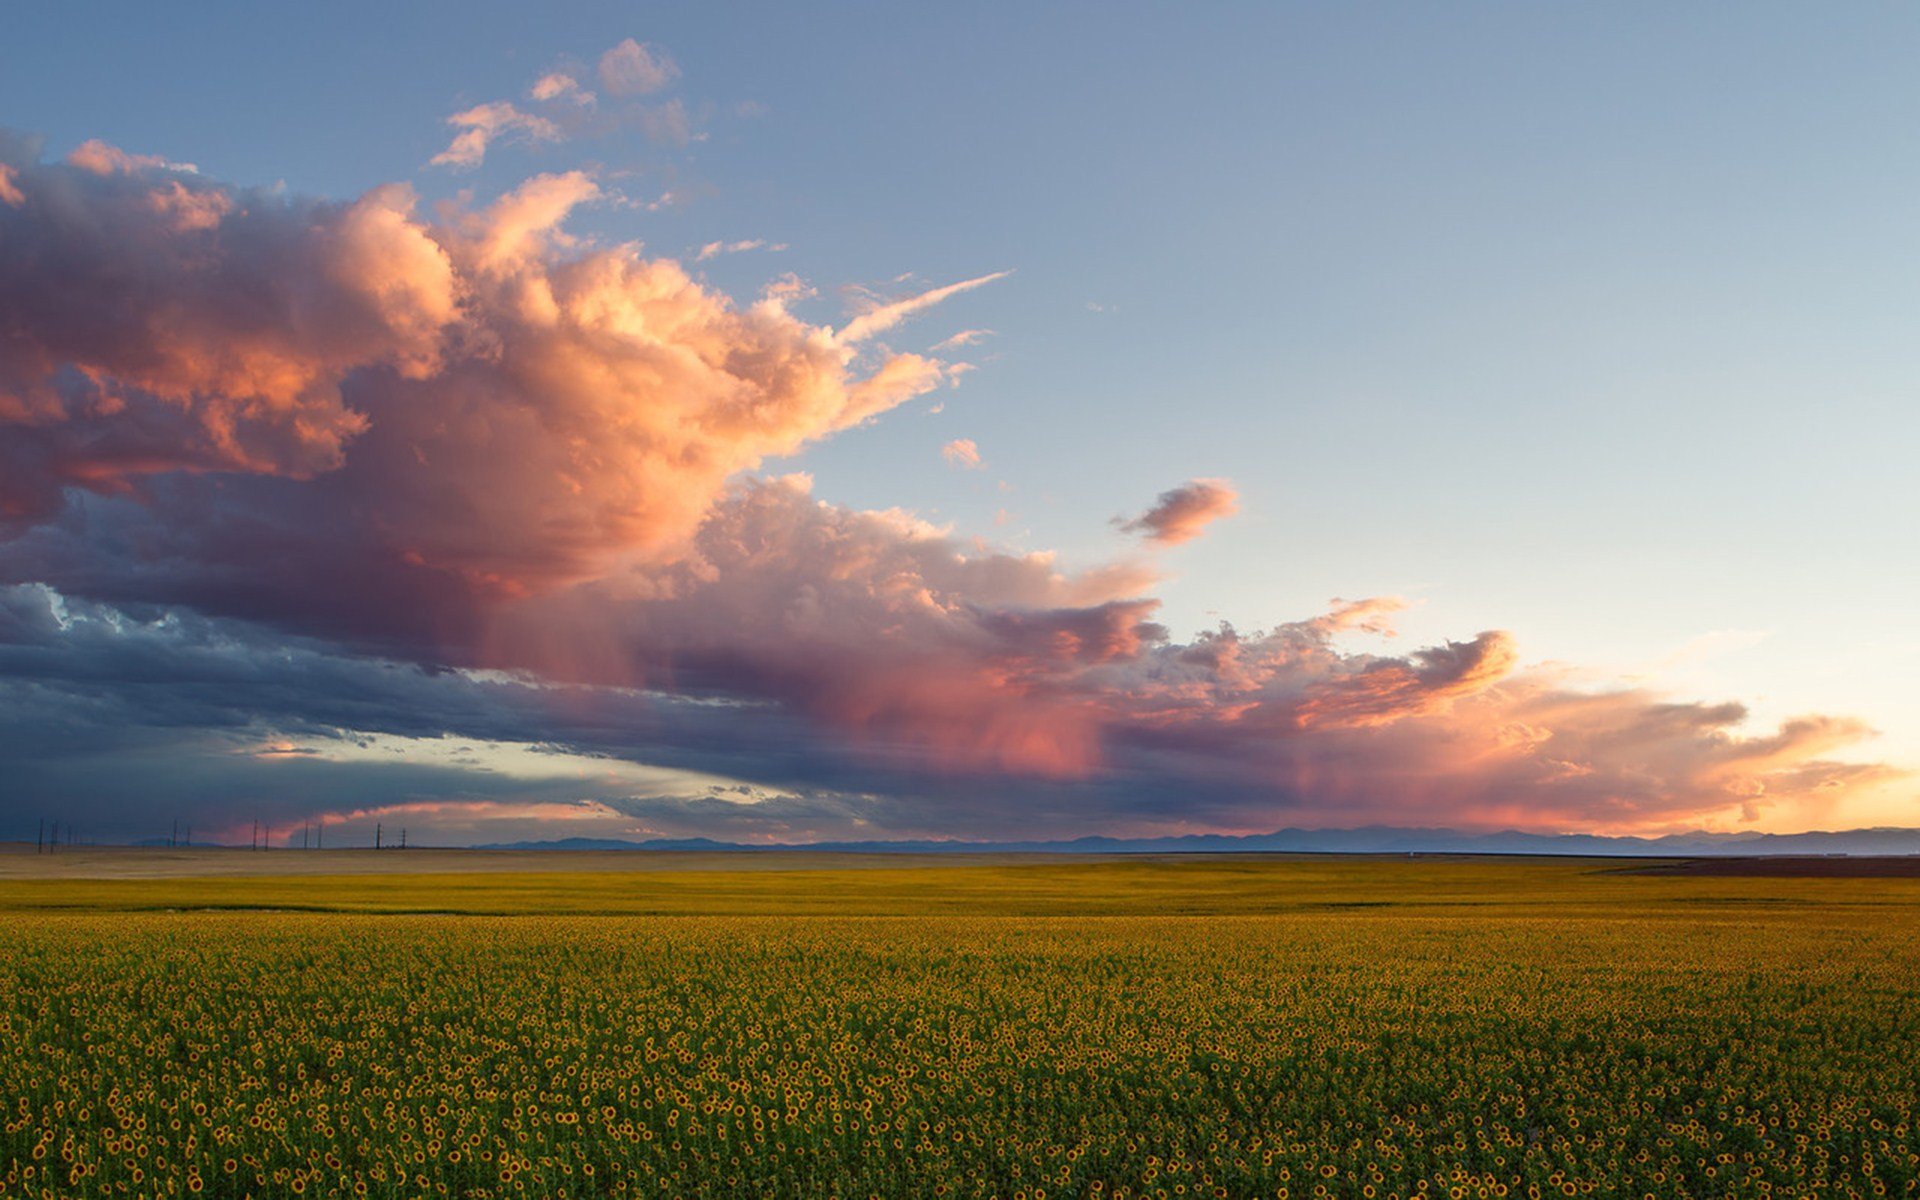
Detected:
[{"left": 476, "top": 825, "right": 1920, "bottom": 857}]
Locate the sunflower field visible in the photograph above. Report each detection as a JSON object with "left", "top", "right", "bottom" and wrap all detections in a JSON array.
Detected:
[{"left": 1, "top": 860, "right": 1917, "bottom": 1198}]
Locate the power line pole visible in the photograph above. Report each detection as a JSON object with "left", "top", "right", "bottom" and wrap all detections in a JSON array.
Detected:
[
  {"left": 399, "top": 828, "right": 407, "bottom": 850},
  {"left": 376, "top": 822, "right": 383, "bottom": 850},
  {"left": 36, "top": 819, "right": 43, "bottom": 854}
]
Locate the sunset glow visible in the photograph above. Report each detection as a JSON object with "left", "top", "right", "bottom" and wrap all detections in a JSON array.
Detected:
[{"left": 2, "top": 9, "right": 1915, "bottom": 846}]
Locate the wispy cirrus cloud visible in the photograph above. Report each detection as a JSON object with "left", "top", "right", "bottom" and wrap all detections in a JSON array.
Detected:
[
  {"left": 694, "top": 238, "right": 786, "bottom": 262},
  {"left": 839, "top": 271, "right": 1012, "bottom": 344},
  {"left": 933, "top": 328, "right": 992, "bottom": 351}
]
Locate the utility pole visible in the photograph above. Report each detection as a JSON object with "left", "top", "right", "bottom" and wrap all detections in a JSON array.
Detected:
[
  {"left": 400, "top": 828, "right": 407, "bottom": 850},
  {"left": 170, "top": 819, "right": 178, "bottom": 848},
  {"left": 376, "top": 822, "right": 383, "bottom": 850},
  {"left": 36, "top": 819, "right": 43, "bottom": 854},
  {"left": 302, "top": 823, "right": 309, "bottom": 850}
]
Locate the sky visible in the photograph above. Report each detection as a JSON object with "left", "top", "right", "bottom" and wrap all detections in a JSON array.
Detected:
[{"left": 2, "top": 3, "right": 1917, "bottom": 846}]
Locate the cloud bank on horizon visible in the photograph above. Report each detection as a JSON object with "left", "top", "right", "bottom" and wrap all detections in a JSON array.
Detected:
[{"left": 0, "top": 64, "right": 1904, "bottom": 845}]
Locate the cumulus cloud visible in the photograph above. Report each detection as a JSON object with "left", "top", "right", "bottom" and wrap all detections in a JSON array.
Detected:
[
  {"left": 0, "top": 143, "right": 960, "bottom": 597},
  {"left": 0, "top": 140, "right": 458, "bottom": 524},
  {"left": 941, "top": 438, "right": 983, "bottom": 469},
  {"left": 1116, "top": 478, "right": 1240, "bottom": 545},
  {"left": 0, "top": 131, "right": 1903, "bottom": 843}
]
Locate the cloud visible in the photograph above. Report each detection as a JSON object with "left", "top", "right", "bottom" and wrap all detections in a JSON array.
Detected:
[
  {"left": 0, "top": 137, "right": 973, "bottom": 618},
  {"left": 67, "top": 139, "right": 195, "bottom": 176},
  {"left": 599, "top": 39, "right": 680, "bottom": 97},
  {"left": 635, "top": 98, "right": 694, "bottom": 147},
  {"left": 430, "top": 102, "right": 563, "bottom": 169},
  {"left": 428, "top": 39, "right": 699, "bottom": 172},
  {"left": 3, "top": 520, "right": 1898, "bottom": 842},
  {"left": 839, "top": 272, "right": 1012, "bottom": 344},
  {"left": 0, "top": 130, "right": 1903, "bottom": 844},
  {"left": 933, "top": 328, "right": 992, "bottom": 351},
  {"left": 0, "top": 141, "right": 458, "bottom": 524},
  {"left": 695, "top": 238, "right": 782, "bottom": 262},
  {"left": 530, "top": 73, "right": 594, "bottom": 106},
  {"left": 1115, "top": 479, "right": 1239, "bottom": 545},
  {"left": 941, "top": 438, "right": 983, "bottom": 469}
]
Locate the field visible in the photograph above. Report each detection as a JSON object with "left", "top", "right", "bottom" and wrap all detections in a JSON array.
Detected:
[{"left": 2, "top": 852, "right": 1918, "bottom": 1198}]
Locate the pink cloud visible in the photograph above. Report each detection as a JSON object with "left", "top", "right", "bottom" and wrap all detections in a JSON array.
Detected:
[
  {"left": 67, "top": 139, "right": 192, "bottom": 176},
  {"left": 695, "top": 239, "right": 767, "bottom": 262},
  {"left": 941, "top": 438, "right": 983, "bottom": 469},
  {"left": 1116, "top": 478, "right": 1239, "bottom": 545},
  {"left": 431, "top": 101, "right": 563, "bottom": 170},
  {"left": 0, "top": 142, "right": 970, "bottom": 590},
  {"left": 933, "top": 328, "right": 991, "bottom": 350},
  {"left": 529, "top": 72, "right": 594, "bottom": 106},
  {"left": 464, "top": 476, "right": 1894, "bottom": 832}
]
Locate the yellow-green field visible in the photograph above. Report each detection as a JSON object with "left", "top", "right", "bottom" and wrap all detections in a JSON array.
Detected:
[{"left": 2, "top": 853, "right": 1918, "bottom": 1198}]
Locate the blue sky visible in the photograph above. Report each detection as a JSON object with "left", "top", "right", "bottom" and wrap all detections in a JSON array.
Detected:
[{"left": 2, "top": 4, "right": 1916, "bottom": 841}]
